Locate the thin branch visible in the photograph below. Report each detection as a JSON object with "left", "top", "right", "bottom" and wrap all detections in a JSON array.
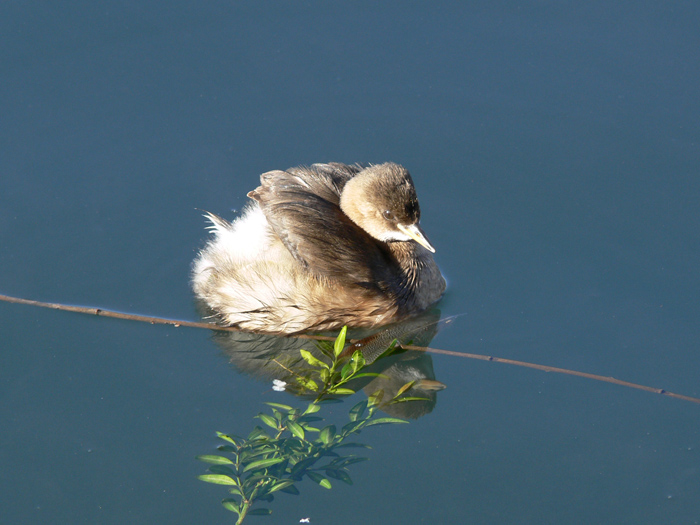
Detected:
[
  {"left": 1, "top": 293, "right": 698, "bottom": 405},
  {"left": 0, "top": 293, "right": 334, "bottom": 341},
  {"left": 402, "top": 344, "right": 700, "bottom": 404}
]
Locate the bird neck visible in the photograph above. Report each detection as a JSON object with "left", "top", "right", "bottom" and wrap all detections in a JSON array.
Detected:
[{"left": 387, "top": 242, "right": 444, "bottom": 312}]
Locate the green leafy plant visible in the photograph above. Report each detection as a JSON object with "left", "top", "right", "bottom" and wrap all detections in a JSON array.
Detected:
[
  {"left": 197, "top": 327, "right": 415, "bottom": 523},
  {"left": 290, "top": 326, "right": 395, "bottom": 400}
]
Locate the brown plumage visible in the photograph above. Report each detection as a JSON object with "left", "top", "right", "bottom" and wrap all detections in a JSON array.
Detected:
[{"left": 192, "top": 162, "right": 446, "bottom": 334}]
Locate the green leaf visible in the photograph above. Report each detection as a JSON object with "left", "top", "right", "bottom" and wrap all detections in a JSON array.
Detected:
[
  {"left": 287, "top": 421, "right": 305, "bottom": 440},
  {"left": 350, "top": 350, "right": 366, "bottom": 372},
  {"left": 334, "top": 442, "right": 372, "bottom": 449},
  {"left": 241, "top": 442, "right": 277, "bottom": 455},
  {"left": 227, "top": 486, "right": 242, "bottom": 497},
  {"left": 333, "top": 326, "right": 348, "bottom": 358},
  {"left": 326, "top": 468, "right": 353, "bottom": 485},
  {"left": 363, "top": 417, "right": 409, "bottom": 427},
  {"left": 242, "top": 457, "right": 285, "bottom": 473},
  {"left": 196, "top": 454, "right": 234, "bottom": 465},
  {"left": 395, "top": 380, "right": 416, "bottom": 398},
  {"left": 269, "top": 479, "right": 296, "bottom": 493},
  {"left": 367, "top": 389, "right": 385, "bottom": 407},
  {"left": 264, "top": 402, "right": 294, "bottom": 411},
  {"left": 297, "top": 415, "right": 323, "bottom": 425},
  {"left": 242, "top": 474, "right": 271, "bottom": 491},
  {"left": 221, "top": 499, "right": 240, "bottom": 515},
  {"left": 216, "top": 432, "right": 241, "bottom": 446},
  {"left": 277, "top": 481, "right": 298, "bottom": 495},
  {"left": 373, "top": 338, "right": 400, "bottom": 361},
  {"left": 208, "top": 465, "right": 237, "bottom": 477},
  {"left": 341, "top": 420, "right": 367, "bottom": 435},
  {"left": 392, "top": 396, "right": 430, "bottom": 403},
  {"left": 198, "top": 474, "right": 238, "bottom": 486},
  {"left": 296, "top": 377, "right": 319, "bottom": 392},
  {"left": 283, "top": 439, "right": 310, "bottom": 453},
  {"left": 350, "top": 372, "right": 385, "bottom": 380},
  {"left": 329, "top": 387, "right": 355, "bottom": 396},
  {"left": 340, "top": 361, "right": 353, "bottom": 380},
  {"left": 217, "top": 445, "right": 238, "bottom": 453},
  {"left": 306, "top": 471, "right": 332, "bottom": 489},
  {"left": 240, "top": 447, "right": 278, "bottom": 464},
  {"left": 257, "top": 413, "right": 279, "bottom": 430},
  {"left": 317, "top": 397, "right": 343, "bottom": 404},
  {"left": 348, "top": 400, "right": 368, "bottom": 422},
  {"left": 248, "top": 508, "right": 273, "bottom": 516},
  {"left": 290, "top": 456, "right": 319, "bottom": 477},
  {"left": 335, "top": 456, "right": 369, "bottom": 467},
  {"left": 319, "top": 425, "right": 336, "bottom": 445},
  {"left": 303, "top": 402, "right": 321, "bottom": 415},
  {"left": 316, "top": 340, "right": 334, "bottom": 359},
  {"left": 246, "top": 427, "right": 268, "bottom": 441},
  {"left": 300, "top": 349, "right": 329, "bottom": 369}
]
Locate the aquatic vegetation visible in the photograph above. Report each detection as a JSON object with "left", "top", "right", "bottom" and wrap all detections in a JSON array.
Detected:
[{"left": 196, "top": 327, "right": 423, "bottom": 523}]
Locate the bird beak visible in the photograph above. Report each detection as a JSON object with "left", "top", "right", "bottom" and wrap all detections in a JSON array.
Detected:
[{"left": 397, "top": 223, "right": 436, "bottom": 253}]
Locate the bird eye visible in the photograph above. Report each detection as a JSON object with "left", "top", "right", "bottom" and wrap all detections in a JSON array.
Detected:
[{"left": 383, "top": 210, "right": 395, "bottom": 221}]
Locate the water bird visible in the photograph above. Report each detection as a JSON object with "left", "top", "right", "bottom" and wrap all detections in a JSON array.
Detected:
[{"left": 192, "top": 162, "right": 446, "bottom": 334}]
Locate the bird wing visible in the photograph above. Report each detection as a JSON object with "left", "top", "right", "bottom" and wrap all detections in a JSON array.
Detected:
[{"left": 248, "top": 164, "right": 393, "bottom": 287}]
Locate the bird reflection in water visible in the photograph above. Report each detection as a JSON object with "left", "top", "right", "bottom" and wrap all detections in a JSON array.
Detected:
[{"left": 205, "top": 309, "right": 449, "bottom": 419}]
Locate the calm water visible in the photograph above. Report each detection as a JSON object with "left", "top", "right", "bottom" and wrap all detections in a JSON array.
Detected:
[{"left": 2, "top": 3, "right": 700, "bottom": 523}]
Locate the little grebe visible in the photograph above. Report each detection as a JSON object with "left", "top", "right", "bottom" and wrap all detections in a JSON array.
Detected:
[{"left": 192, "top": 162, "right": 445, "bottom": 334}]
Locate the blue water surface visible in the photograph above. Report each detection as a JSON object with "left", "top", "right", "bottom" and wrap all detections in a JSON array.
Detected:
[{"left": 2, "top": 2, "right": 699, "bottom": 523}]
